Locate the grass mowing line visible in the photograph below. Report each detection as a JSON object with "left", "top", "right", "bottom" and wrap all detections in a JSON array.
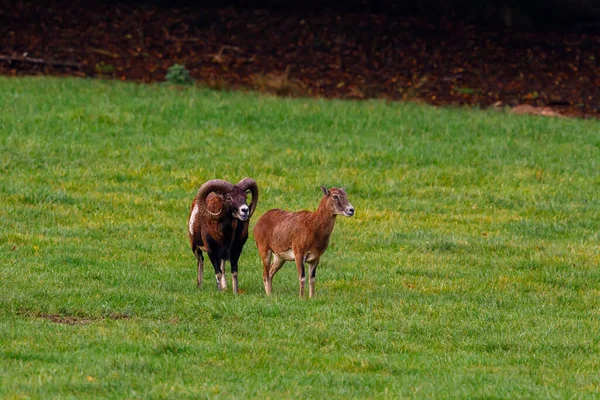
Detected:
[{"left": 1, "top": 76, "right": 600, "bottom": 397}]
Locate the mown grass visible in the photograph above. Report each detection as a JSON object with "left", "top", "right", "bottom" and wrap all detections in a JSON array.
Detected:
[{"left": 1, "top": 76, "right": 599, "bottom": 398}]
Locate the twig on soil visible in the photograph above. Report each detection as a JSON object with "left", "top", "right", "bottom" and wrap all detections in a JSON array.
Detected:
[
  {"left": 209, "top": 45, "right": 243, "bottom": 63},
  {"left": 88, "top": 48, "right": 120, "bottom": 58},
  {"left": 0, "top": 54, "right": 82, "bottom": 69}
]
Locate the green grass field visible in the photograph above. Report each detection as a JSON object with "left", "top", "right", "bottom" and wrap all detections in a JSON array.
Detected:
[{"left": 1, "top": 76, "right": 599, "bottom": 398}]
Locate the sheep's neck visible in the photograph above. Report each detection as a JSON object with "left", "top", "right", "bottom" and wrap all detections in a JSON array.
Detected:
[{"left": 311, "top": 196, "right": 337, "bottom": 238}]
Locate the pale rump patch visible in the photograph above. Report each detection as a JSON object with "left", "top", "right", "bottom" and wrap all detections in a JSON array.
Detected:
[
  {"left": 189, "top": 205, "right": 199, "bottom": 235},
  {"left": 277, "top": 248, "right": 296, "bottom": 261}
]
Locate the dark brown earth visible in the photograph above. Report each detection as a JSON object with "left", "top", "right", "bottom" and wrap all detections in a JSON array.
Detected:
[{"left": 1, "top": 1, "right": 599, "bottom": 118}]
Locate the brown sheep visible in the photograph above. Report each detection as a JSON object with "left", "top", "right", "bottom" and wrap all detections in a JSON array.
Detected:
[
  {"left": 253, "top": 186, "right": 354, "bottom": 297},
  {"left": 188, "top": 178, "right": 258, "bottom": 293}
]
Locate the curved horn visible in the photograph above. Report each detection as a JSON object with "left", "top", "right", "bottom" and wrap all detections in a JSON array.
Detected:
[
  {"left": 195, "top": 179, "right": 234, "bottom": 220},
  {"left": 237, "top": 177, "right": 259, "bottom": 217}
]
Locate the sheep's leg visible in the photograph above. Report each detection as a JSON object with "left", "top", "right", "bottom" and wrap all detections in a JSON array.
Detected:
[
  {"left": 219, "top": 259, "right": 227, "bottom": 291},
  {"left": 267, "top": 254, "right": 286, "bottom": 296},
  {"left": 231, "top": 268, "right": 239, "bottom": 294},
  {"left": 308, "top": 260, "right": 319, "bottom": 298},
  {"left": 208, "top": 253, "right": 225, "bottom": 291},
  {"left": 295, "top": 255, "right": 306, "bottom": 297},
  {"left": 194, "top": 248, "right": 204, "bottom": 288},
  {"left": 230, "top": 244, "right": 244, "bottom": 294},
  {"left": 261, "top": 249, "right": 273, "bottom": 295}
]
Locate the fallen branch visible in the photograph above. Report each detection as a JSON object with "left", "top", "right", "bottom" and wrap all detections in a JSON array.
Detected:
[
  {"left": 0, "top": 54, "right": 82, "bottom": 69},
  {"left": 209, "top": 45, "right": 243, "bottom": 63},
  {"left": 164, "top": 37, "right": 201, "bottom": 43},
  {"left": 87, "top": 48, "right": 119, "bottom": 58}
]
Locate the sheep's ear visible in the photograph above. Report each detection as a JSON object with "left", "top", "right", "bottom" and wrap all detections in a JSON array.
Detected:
[{"left": 320, "top": 186, "right": 330, "bottom": 196}]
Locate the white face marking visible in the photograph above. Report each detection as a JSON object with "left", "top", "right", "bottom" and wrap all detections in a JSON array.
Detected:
[
  {"left": 237, "top": 205, "right": 249, "bottom": 221},
  {"left": 189, "top": 205, "right": 199, "bottom": 235}
]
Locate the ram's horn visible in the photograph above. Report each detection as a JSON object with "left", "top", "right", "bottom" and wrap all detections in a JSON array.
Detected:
[
  {"left": 195, "top": 179, "right": 234, "bottom": 220},
  {"left": 237, "top": 177, "right": 259, "bottom": 217}
]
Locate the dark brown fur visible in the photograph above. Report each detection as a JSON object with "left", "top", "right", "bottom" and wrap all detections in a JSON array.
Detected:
[
  {"left": 253, "top": 186, "right": 354, "bottom": 297},
  {"left": 188, "top": 179, "right": 258, "bottom": 293}
]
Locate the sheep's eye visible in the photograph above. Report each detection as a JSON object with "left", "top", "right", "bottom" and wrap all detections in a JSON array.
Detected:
[{"left": 332, "top": 195, "right": 339, "bottom": 201}]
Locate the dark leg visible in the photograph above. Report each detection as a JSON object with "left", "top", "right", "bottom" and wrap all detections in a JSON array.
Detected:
[
  {"left": 308, "top": 260, "right": 319, "bottom": 298},
  {"left": 208, "top": 252, "right": 225, "bottom": 291},
  {"left": 230, "top": 245, "right": 244, "bottom": 294},
  {"left": 218, "top": 259, "right": 227, "bottom": 291},
  {"left": 194, "top": 247, "right": 204, "bottom": 288}
]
